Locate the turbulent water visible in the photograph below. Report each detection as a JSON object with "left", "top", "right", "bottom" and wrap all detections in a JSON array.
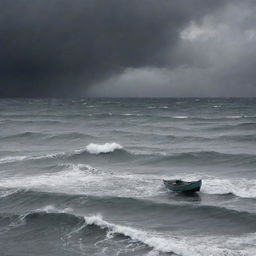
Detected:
[{"left": 0, "top": 98, "right": 256, "bottom": 256}]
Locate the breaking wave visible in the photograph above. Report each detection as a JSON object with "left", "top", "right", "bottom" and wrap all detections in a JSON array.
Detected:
[{"left": 5, "top": 207, "right": 256, "bottom": 256}]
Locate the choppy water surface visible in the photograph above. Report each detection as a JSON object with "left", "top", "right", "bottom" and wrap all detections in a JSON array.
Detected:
[{"left": 0, "top": 98, "right": 256, "bottom": 256}]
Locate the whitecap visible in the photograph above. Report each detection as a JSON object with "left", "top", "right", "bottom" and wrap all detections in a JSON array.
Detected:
[
  {"left": 226, "top": 115, "right": 243, "bottom": 119},
  {"left": 85, "top": 142, "right": 123, "bottom": 154},
  {"left": 173, "top": 116, "right": 188, "bottom": 119}
]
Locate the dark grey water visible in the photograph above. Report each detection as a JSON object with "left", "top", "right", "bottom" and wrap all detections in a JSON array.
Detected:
[{"left": 0, "top": 98, "right": 256, "bottom": 256}]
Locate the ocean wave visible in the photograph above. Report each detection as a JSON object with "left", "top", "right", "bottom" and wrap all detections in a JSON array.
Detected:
[
  {"left": 0, "top": 142, "right": 127, "bottom": 164},
  {"left": 7, "top": 205, "right": 75, "bottom": 229},
  {"left": 9, "top": 208, "right": 253, "bottom": 256},
  {"left": 208, "top": 122, "right": 256, "bottom": 131},
  {"left": 0, "top": 152, "right": 63, "bottom": 164},
  {"left": 82, "top": 215, "right": 256, "bottom": 256},
  {"left": 83, "top": 215, "right": 191, "bottom": 255},
  {"left": 0, "top": 188, "right": 23, "bottom": 198},
  {"left": 0, "top": 132, "right": 46, "bottom": 141},
  {"left": 0, "top": 119, "right": 65, "bottom": 125},
  {"left": 0, "top": 155, "right": 29, "bottom": 164},
  {"left": 72, "top": 147, "right": 256, "bottom": 169},
  {"left": 2, "top": 188, "right": 256, "bottom": 220},
  {"left": 215, "top": 134, "right": 256, "bottom": 142},
  {"left": 148, "top": 151, "right": 256, "bottom": 168},
  {"left": 47, "top": 132, "right": 94, "bottom": 141},
  {"left": 0, "top": 131, "right": 93, "bottom": 142}
]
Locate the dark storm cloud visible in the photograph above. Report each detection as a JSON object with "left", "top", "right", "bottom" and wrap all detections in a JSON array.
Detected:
[
  {"left": 0, "top": 0, "right": 228, "bottom": 97},
  {"left": 88, "top": 0, "right": 256, "bottom": 97}
]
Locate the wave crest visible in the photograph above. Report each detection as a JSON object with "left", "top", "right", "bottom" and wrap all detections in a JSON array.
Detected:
[
  {"left": 84, "top": 142, "right": 123, "bottom": 154},
  {"left": 4, "top": 206, "right": 256, "bottom": 256},
  {"left": 82, "top": 215, "right": 253, "bottom": 256}
]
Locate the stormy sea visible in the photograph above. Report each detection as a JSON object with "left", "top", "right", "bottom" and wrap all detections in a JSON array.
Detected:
[{"left": 0, "top": 98, "right": 256, "bottom": 256}]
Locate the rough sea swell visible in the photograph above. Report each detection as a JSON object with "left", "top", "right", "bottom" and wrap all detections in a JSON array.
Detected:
[{"left": 0, "top": 98, "right": 256, "bottom": 256}]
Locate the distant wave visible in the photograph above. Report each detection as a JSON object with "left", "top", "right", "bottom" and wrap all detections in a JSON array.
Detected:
[
  {"left": 216, "top": 134, "right": 256, "bottom": 142},
  {"left": 172, "top": 116, "right": 188, "bottom": 119},
  {"left": 47, "top": 132, "right": 94, "bottom": 141},
  {"left": 0, "top": 132, "right": 46, "bottom": 141},
  {"left": 208, "top": 122, "right": 256, "bottom": 131},
  {"left": 2, "top": 145, "right": 256, "bottom": 169},
  {"left": 147, "top": 151, "right": 256, "bottom": 168},
  {"left": 83, "top": 142, "right": 123, "bottom": 154},
  {"left": 0, "top": 152, "right": 63, "bottom": 164},
  {"left": 0, "top": 131, "right": 94, "bottom": 142},
  {"left": 0, "top": 119, "right": 64, "bottom": 125},
  {"left": 0, "top": 142, "right": 126, "bottom": 164}
]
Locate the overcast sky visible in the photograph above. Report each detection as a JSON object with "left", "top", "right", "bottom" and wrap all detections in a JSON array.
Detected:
[{"left": 0, "top": 0, "right": 256, "bottom": 97}]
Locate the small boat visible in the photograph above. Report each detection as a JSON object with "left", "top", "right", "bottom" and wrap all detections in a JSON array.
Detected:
[{"left": 163, "top": 179, "right": 202, "bottom": 193}]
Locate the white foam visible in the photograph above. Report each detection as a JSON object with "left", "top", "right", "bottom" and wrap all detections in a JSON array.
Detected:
[
  {"left": 202, "top": 177, "right": 256, "bottom": 198},
  {"left": 85, "top": 142, "right": 123, "bottom": 154},
  {"left": 0, "top": 164, "right": 163, "bottom": 198}
]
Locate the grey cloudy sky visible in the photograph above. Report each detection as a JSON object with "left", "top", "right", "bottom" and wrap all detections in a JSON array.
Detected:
[{"left": 0, "top": 0, "right": 255, "bottom": 97}]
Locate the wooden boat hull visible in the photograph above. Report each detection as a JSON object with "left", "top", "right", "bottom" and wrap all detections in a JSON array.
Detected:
[{"left": 163, "top": 179, "right": 202, "bottom": 193}]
